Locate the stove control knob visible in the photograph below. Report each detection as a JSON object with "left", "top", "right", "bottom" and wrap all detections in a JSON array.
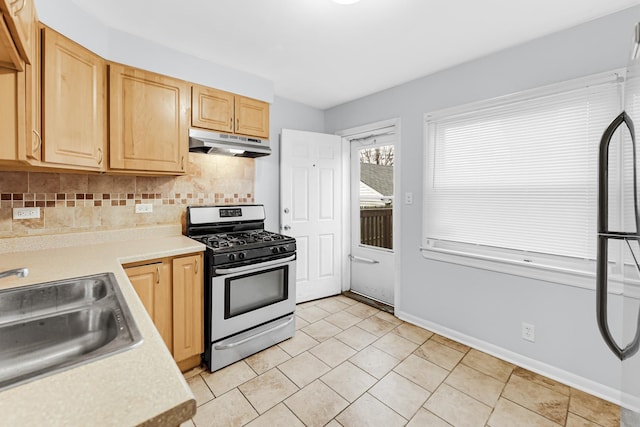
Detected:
[
  {"left": 279, "top": 246, "right": 287, "bottom": 253},
  {"left": 228, "top": 254, "right": 236, "bottom": 261},
  {"left": 271, "top": 247, "right": 279, "bottom": 254},
  {"left": 238, "top": 252, "right": 246, "bottom": 260}
]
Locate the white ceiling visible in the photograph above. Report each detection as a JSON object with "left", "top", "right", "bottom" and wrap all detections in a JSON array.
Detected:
[{"left": 69, "top": 0, "right": 639, "bottom": 109}]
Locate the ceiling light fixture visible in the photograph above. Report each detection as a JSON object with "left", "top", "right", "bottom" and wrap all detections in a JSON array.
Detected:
[{"left": 332, "top": 0, "right": 361, "bottom": 5}]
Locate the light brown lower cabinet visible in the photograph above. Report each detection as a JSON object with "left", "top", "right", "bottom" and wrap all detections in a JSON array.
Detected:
[
  {"left": 172, "top": 254, "right": 204, "bottom": 367},
  {"left": 124, "top": 252, "right": 203, "bottom": 371}
]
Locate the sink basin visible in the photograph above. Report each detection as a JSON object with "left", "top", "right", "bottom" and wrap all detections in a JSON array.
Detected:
[
  {"left": 0, "top": 273, "right": 143, "bottom": 391},
  {"left": 0, "top": 277, "right": 108, "bottom": 324}
]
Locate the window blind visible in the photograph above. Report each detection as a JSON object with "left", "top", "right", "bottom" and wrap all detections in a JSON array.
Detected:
[{"left": 424, "top": 74, "right": 623, "bottom": 263}]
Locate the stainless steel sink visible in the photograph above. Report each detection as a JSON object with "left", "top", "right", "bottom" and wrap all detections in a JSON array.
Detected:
[{"left": 0, "top": 273, "right": 143, "bottom": 391}]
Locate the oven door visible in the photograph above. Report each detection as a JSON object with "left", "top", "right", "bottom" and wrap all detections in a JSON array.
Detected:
[{"left": 211, "top": 254, "right": 296, "bottom": 341}]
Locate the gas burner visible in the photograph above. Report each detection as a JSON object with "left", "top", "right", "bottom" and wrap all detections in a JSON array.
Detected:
[
  {"left": 208, "top": 240, "right": 230, "bottom": 249},
  {"left": 245, "top": 230, "right": 285, "bottom": 242},
  {"left": 229, "top": 238, "right": 247, "bottom": 245}
]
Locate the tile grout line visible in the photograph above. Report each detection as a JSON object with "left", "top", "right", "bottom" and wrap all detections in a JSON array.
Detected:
[
  {"left": 187, "top": 295, "right": 617, "bottom": 427},
  {"left": 279, "top": 398, "right": 309, "bottom": 427}
]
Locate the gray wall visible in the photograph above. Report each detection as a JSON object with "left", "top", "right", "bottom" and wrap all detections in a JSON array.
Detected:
[{"left": 325, "top": 6, "right": 640, "bottom": 396}]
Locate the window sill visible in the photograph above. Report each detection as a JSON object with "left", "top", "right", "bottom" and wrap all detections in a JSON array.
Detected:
[{"left": 420, "top": 245, "right": 628, "bottom": 295}]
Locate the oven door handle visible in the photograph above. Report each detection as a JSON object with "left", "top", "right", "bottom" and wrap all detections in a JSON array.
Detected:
[
  {"left": 214, "top": 254, "right": 296, "bottom": 275},
  {"left": 213, "top": 315, "right": 295, "bottom": 350}
]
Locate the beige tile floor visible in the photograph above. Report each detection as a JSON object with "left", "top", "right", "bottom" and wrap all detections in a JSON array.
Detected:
[{"left": 181, "top": 295, "right": 620, "bottom": 427}]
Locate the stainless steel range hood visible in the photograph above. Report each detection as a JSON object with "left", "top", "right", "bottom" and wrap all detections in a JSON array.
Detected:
[{"left": 188, "top": 128, "right": 271, "bottom": 158}]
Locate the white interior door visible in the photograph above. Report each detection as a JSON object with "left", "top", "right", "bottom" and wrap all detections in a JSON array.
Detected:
[
  {"left": 349, "top": 133, "right": 396, "bottom": 305},
  {"left": 280, "top": 129, "right": 343, "bottom": 303}
]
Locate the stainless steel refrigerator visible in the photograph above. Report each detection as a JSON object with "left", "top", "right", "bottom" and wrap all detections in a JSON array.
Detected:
[{"left": 597, "top": 22, "right": 640, "bottom": 427}]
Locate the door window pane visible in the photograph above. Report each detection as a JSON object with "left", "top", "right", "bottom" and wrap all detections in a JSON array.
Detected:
[{"left": 359, "top": 145, "right": 394, "bottom": 249}]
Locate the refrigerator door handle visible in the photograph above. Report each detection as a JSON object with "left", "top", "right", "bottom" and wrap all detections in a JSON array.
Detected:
[{"left": 597, "top": 111, "right": 640, "bottom": 361}]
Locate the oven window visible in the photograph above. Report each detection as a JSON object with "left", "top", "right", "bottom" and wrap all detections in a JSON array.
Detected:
[{"left": 225, "top": 266, "right": 288, "bottom": 319}]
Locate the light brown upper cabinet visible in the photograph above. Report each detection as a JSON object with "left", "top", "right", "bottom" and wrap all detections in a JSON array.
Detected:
[
  {"left": 0, "top": 12, "right": 22, "bottom": 70},
  {"left": 0, "top": 19, "right": 39, "bottom": 166},
  {"left": 192, "top": 84, "right": 269, "bottom": 139},
  {"left": 191, "top": 85, "right": 234, "bottom": 133},
  {"left": 0, "top": 0, "right": 36, "bottom": 71},
  {"left": 25, "top": 18, "right": 39, "bottom": 161},
  {"left": 235, "top": 95, "right": 269, "bottom": 139},
  {"left": 42, "top": 26, "right": 106, "bottom": 171},
  {"left": 110, "top": 64, "right": 189, "bottom": 174}
]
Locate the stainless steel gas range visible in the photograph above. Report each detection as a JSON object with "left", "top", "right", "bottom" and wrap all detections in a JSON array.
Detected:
[{"left": 185, "top": 205, "right": 296, "bottom": 372}]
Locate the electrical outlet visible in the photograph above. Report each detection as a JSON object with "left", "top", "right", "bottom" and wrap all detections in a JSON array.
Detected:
[
  {"left": 13, "top": 207, "right": 40, "bottom": 220},
  {"left": 522, "top": 322, "right": 535, "bottom": 342},
  {"left": 135, "top": 203, "right": 153, "bottom": 214},
  {"left": 405, "top": 192, "right": 413, "bottom": 205}
]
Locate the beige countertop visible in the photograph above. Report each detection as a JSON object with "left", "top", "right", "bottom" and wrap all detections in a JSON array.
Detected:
[{"left": 0, "top": 225, "right": 205, "bottom": 427}]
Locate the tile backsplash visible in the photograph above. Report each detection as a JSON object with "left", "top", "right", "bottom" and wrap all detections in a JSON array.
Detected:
[{"left": 0, "top": 153, "right": 255, "bottom": 238}]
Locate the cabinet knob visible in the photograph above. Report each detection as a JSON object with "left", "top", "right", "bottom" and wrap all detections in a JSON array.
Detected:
[
  {"left": 181, "top": 155, "right": 185, "bottom": 170},
  {"left": 97, "top": 147, "right": 103, "bottom": 165},
  {"left": 156, "top": 266, "right": 160, "bottom": 284}
]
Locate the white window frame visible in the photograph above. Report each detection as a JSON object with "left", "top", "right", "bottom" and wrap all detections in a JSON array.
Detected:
[{"left": 421, "top": 70, "right": 628, "bottom": 292}]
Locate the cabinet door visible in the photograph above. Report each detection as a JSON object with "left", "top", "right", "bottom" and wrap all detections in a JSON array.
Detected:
[
  {"left": 0, "top": 21, "right": 38, "bottom": 164},
  {"left": 172, "top": 253, "right": 203, "bottom": 363},
  {"left": 0, "top": 68, "right": 26, "bottom": 162},
  {"left": 192, "top": 84, "right": 234, "bottom": 133},
  {"left": 110, "top": 63, "right": 189, "bottom": 173},
  {"left": 0, "top": 14, "right": 22, "bottom": 70},
  {"left": 0, "top": 0, "right": 35, "bottom": 65},
  {"left": 125, "top": 261, "right": 173, "bottom": 352},
  {"left": 24, "top": 20, "right": 39, "bottom": 160},
  {"left": 234, "top": 95, "right": 269, "bottom": 139},
  {"left": 42, "top": 27, "right": 106, "bottom": 170}
]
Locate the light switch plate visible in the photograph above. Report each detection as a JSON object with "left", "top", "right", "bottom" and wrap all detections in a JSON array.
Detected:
[{"left": 405, "top": 192, "right": 413, "bottom": 205}]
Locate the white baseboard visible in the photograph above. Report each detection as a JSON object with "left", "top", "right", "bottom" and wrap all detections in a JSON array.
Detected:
[{"left": 395, "top": 310, "right": 623, "bottom": 406}]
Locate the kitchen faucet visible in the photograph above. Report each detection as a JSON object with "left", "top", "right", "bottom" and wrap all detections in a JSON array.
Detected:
[{"left": 0, "top": 267, "right": 29, "bottom": 279}]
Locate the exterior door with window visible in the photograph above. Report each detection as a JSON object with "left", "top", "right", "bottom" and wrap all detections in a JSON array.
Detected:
[{"left": 349, "top": 133, "right": 395, "bottom": 305}]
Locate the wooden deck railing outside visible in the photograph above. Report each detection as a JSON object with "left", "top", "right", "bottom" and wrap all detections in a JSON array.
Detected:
[{"left": 360, "top": 207, "right": 393, "bottom": 249}]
